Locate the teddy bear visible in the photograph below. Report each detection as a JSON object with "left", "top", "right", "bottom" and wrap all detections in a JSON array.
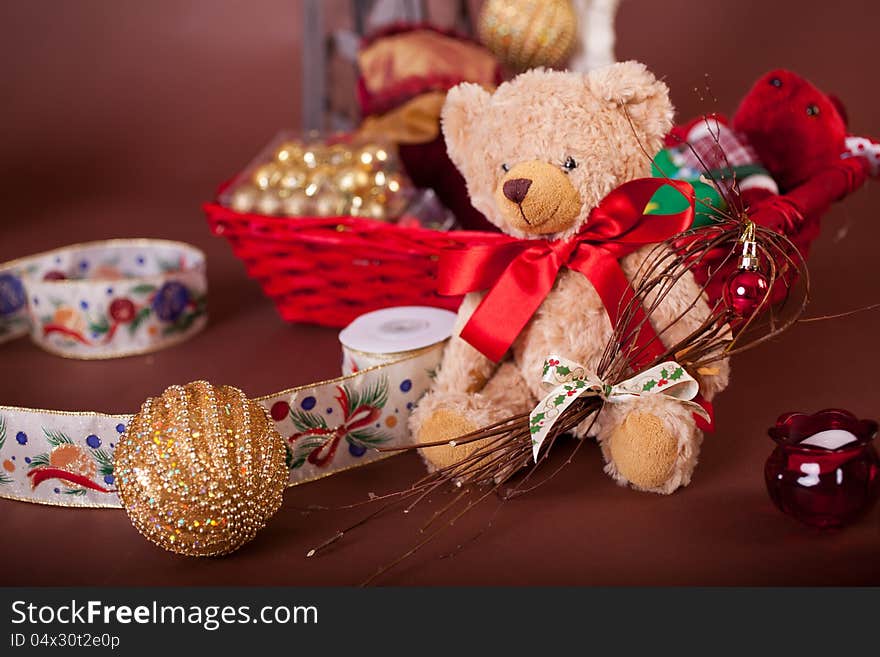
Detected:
[{"left": 408, "top": 61, "right": 730, "bottom": 495}]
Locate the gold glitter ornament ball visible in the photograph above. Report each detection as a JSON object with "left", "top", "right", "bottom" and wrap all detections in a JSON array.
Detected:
[
  {"left": 252, "top": 162, "right": 283, "bottom": 190},
  {"left": 274, "top": 141, "right": 303, "bottom": 165},
  {"left": 229, "top": 183, "right": 258, "bottom": 213},
  {"left": 115, "top": 381, "right": 288, "bottom": 557},
  {"left": 478, "top": 0, "right": 577, "bottom": 71}
]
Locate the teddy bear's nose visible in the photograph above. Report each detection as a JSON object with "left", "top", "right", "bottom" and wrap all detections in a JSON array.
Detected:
[{"left": 502, "top": 178, "right": 532, "bottom": 204}]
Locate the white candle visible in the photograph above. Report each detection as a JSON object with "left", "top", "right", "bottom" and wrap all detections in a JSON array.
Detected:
[{"left": 800, "top": 429, "right": 858, "bottom": 450}]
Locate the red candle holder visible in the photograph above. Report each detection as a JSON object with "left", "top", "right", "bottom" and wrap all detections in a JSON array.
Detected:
[{"left": 765, "top": 409, "right": 879, "bottom": 528}]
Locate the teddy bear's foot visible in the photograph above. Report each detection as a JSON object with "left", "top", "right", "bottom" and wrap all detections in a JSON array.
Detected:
[
  {"left": 606, "top": 412, "right": 679, "bottom": 491},
  {"left": 409, "top": 391, "right": 504, "bottom": 474},
  {"left": 416, "top": 404, "right": 481, "bottom": 472},
  {"left": 594, "top": 395, "right": 703, "bottom": 495},
  {"left": 409, "top": 362, "right": 536, "bottom": 475}
]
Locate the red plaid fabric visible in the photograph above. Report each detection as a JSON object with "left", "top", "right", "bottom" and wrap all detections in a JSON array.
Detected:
[{"left": 673, "top": 119, "right": 759, "bottom": 171}]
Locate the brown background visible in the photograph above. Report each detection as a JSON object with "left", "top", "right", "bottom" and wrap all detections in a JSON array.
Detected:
[{"left": 1, "top": 0, "right": 879, "bottom": 585}]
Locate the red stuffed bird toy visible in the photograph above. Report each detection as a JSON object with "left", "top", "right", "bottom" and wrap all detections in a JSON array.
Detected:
[
  {"left": 668, "top": 69, "right": 879, "bottom": 308},
  {"left": 732, "top": 68, "right": 879, "bottom": 190}
]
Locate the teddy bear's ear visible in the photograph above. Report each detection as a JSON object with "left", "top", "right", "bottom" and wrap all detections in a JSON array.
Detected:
[
  {"left": 441, "top": 82, "right": 492, "bottom": 174},
  {"left": 587, "top": 60, "right": 673, "bottom": 150},
  {"left": 587, "top": 60, "right": 667, "bottom": 106}
]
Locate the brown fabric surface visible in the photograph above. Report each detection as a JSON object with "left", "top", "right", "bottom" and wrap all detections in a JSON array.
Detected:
[{"left": 1, "top": 0, "right": 879, "bottom": 585}]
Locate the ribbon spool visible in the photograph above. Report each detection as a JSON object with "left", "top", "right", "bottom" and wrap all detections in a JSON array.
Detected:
[
  {"left": 0, "top": 239, "right": 207, "bottom": 359},
  {"left": 338, "top": 306, "right": 456, "bottom": 375}
]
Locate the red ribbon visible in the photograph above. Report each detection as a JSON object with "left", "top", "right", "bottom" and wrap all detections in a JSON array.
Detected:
[{"left": 439, "top": 178, "right": 696, "bottom": 365}]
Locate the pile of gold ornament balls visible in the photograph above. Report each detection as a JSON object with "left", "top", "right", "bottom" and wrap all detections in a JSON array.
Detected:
[{"left": 226, "top": 139, "right": 411, "bottom": 221}]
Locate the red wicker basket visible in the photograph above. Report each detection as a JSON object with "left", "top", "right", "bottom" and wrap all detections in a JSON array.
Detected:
[
  {"left": 205, "top": 156, "right": 871, "bottom": 329},
  {"left": 204, "top": 201, "right": 504, "bottom": 327}
]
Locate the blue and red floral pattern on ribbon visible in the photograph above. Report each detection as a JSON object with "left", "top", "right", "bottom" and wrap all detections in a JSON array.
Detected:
[{"left": 0, "top": 239, "right": 207, "bottom": 358}]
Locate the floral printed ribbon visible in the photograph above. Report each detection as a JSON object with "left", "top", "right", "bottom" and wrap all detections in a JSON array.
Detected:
[
  {"left": 529, "top": 355, "right": 709, "bottom": 461},
  {"left": 0, "top": 346, "right": 442, "bottom": 508},
  {"left": 0, "top": 239, "right": 207, "bottom": 359}
]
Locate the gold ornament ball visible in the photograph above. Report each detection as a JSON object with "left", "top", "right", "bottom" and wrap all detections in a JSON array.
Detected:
[
  {"left": 348, "top": 195, "right": 364, "bottom": 214},
  {"left": 280, "top": 191, "right": 312, "bottom": 217},
  {"left": 278, "top": 167, "right": 307, "bottom": 194},
  {"left": 229, "top": 183, "right": 258, "bottom": 213},
  {"left": 327, "top": 144, "right": 353, "bottom": 167},
  {"left": 301, "top": 144, "right": 325, "bottom": 169},
  {"left": 255, "top": 190, "right": 282, "bottom": 216},
  {"left": 356, "top": 143, "right": 391, "bottom": 170},
  {"left": 114, "top": 381, "right": 288, "bottom": 557},
  {"left": 384, "top": 172, "right": 407, "bottom": 194},
  {"left": 252, "top": 162, "right": 283, "bottom": 190},
  {"left": 362, "top": 200, "right": 388, "bottom": 221},
  {"left": 382, "top": 172, "right": 410, "bottom": 217},
  {"left": 478, "top": 0, "right": 577, "bottom": 71},
  {"left": 274, "top": 140, "right": 303, "bottom": 165},
  {"left": 334, "top": 167, "right": 371, "bottom": 194},
  {"left": 313, "top": 190, "right": 347, "bottom": 217},
  {"left": 307, "top": 165, "right": 334, "bottom": 190},
  {"left": 367, "top": 187, "right": 388, "bottom": 206},
  {"left": 349, "top": 203, "right": 368, "bottom": 218}
]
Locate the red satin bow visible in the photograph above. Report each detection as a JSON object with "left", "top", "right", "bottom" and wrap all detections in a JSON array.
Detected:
[{"left": 439, "top": 177, "right": 696, "bottom": 365}]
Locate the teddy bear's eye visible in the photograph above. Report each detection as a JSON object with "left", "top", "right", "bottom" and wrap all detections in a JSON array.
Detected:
[
  {"left": 769, "top": 77, "right": 783, "bottom": 88},
  {"left": 501, "top": 163, "right": 510, "bottom": 173},
  {"left": 806, "top": 103, "right": 820, "bottom": 117},
  {"left": 562, "top": 156, "right": 578, "bottom": 172}
]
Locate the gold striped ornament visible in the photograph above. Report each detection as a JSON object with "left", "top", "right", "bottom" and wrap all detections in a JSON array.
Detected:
[
  {"left": 115, "top": 381, "right": 287, "bottom": 557},
  {"left": 478, "top": 0, "right": 578, "bottom": 71}
]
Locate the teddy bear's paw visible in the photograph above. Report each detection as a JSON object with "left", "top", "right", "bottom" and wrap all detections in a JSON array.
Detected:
[
  {"left": 416, "top": 408, "right": 482, "bottom": 472},
  {"left": 409, "top": 392, "right": 504, "bottom": 475},
  {"left": 605, "top": 412, "right": 682, "bottom": 493}
]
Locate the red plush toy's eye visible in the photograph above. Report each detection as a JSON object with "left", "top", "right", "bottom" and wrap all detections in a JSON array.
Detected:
[
  {"left": 501, "top": 163, "right": 510, "bottom": 173},
  {"left": 806, "top": 103, "right": 820, "bottom": 117},
  {"left": 769, "top": 77, "right": 783, "bottom": 88}
]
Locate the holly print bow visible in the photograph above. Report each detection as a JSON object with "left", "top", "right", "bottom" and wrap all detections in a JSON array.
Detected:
[{"left": 529, "top": 355, "right": 709, "bottom": 461}]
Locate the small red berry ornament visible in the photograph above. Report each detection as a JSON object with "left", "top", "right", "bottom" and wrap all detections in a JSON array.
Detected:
[
  {"left": 723, "top": 221, "right": 770, "bottom": 317},
  {"left": 109, "top": 298, "right": 136, "bottom": 323},
  {"left": 724, "top": 269, "right": 769, "bottom": 317}
]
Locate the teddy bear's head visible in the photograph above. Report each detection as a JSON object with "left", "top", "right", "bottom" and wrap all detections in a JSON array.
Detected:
[{"left": 441, "top": 61, "right": 674, "bottom": 240}]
